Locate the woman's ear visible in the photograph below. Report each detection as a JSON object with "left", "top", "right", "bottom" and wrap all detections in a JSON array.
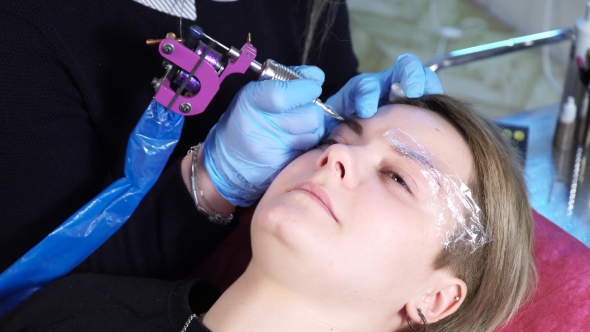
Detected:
[{"left": 406, "top": 270, "right": 467, "bottom": 325}]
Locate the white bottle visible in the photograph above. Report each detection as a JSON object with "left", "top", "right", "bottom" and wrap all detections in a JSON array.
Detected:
[{"left": 554, "top": 96, "right": 577, "bottom": 150}]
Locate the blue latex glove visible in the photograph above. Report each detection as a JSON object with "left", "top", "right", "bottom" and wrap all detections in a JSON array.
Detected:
[
  {"left": 325, "top": 53, "right": 442, "bottom": 131},
  {"left": 203, "top": 66, "right": 326, "bottom": 207}
]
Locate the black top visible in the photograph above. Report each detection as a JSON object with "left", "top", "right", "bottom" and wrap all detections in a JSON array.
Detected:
[
  {"left": 0, "top": 0, "right": 358, "bottom": 277},
  {"left": 0, "top": 273, "right": 217, "bottom": 332}
]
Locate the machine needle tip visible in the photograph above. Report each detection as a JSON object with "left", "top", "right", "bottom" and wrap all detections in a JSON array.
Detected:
[{"left": 313, "top": 100, "right": 344, "bottom": 121}]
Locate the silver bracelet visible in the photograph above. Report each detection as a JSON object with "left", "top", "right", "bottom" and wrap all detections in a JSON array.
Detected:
[{"left": 187, "top": 143, "right": 234, "bottom": 225}]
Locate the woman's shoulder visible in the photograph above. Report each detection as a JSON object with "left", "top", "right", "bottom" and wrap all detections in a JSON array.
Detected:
[{"left": 0, "top": 274, "right": 219, "bottom": 332}]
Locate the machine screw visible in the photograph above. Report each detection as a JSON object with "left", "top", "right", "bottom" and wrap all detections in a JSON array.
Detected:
[
  {"left": 162, "top": 43, "right": 174, "bottom": 54},
  {"left": 151, "top": 77, "right": 162, "bottom": 90},
  {"left": 180, "top": 102, "right": 192, "bottom": 113}
]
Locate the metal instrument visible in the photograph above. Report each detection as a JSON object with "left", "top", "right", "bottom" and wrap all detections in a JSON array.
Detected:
[
  {"left": 150, "top": 25, "right": 343, "bottom": 120},
  {"left": 251, "top": 58, "right": 344, "bottom": 121},
  {"left": 424, "top": 28, "right": 574, "bottom": 72}
]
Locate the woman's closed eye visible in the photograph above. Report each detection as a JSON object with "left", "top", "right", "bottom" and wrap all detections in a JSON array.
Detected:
[
  {"left": 318, "top": 136, "right": 413, "bottom": 194},
  {"left": 384, "top": 171, "right": 412, "bottom": 194},
  {"left": 318, "top": 136, "right": 339, "bottom": 148}
]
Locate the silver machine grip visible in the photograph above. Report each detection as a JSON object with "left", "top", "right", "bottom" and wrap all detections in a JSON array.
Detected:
[
  {"left": 258, "top": 59, "right": 301, "bottom": 81},
  {"left": 253, "top": 59, "right": 344, "bottom": 121}
]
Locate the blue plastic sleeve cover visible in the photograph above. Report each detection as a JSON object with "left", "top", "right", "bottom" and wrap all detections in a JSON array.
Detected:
[{"left": 0, "top": 100, "right": 184, "bottom": 316}]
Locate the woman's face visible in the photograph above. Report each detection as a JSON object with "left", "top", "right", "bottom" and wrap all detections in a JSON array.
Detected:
[{"left": 250, "top": 104, "right": 474, "bottom": 321}]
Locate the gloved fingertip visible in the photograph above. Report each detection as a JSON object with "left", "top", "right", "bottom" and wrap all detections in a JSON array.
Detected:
[
  {"left": 357, "top": 101, "right": 377, "bottom": 118},
  {"left": 423, "top": 67, "right": 443, "bottom": 94},
  {"left": 397, "top": 52, "right": 420, "bottom": 64},
  {"left": 403, "top": 81, "right": 425, "bottom": 98},
  {"left": 395, "top": 53, "right": 422, "bottom": 78},
  {"left": 393, "top": 53, "right": 427, "bottom": 98},
  {"left": 292, "top": 65, "right": 326, "bottom": 86},
  {"left": 350, "top": 84, "right": 379, "bottom": 117}
]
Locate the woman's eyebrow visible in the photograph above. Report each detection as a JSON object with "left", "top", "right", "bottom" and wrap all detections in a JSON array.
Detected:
[
  {"left": 343, "top": 118, "right": 363, "bottom": 136},
  {"left": 392, "top": 144, "right": 444, "bottom": 192},
  {"left": 384, "top": 129, "right": 442, "bottom": 183},
  {"left": 395, "top": 145, "right": 435, "bottom": 171}
]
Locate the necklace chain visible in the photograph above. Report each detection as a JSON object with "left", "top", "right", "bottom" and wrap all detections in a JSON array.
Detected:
[
  {"left": 180, "top": 313, "right": 207, "bottom": 332},
  {"left": 180, "top": 314, "right": 197, "bottom": 332}
]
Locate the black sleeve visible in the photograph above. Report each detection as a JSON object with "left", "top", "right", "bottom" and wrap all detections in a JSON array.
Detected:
[
  {"left": 0, "top": 13, "right": 113, "bottom": 271},
  {"left": 72, "top": 158, "right": 237, "bottom": 280},
  {"left": 0, "top": 273, "right": 216, "bottom": 332}
]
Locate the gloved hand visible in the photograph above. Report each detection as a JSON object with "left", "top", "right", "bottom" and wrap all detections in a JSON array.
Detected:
[
  {"left": 202, "top": 66, "right": 326, "bottom": 207},
  {"left": 325, "top": 53, "right": 442, "bottom": 131}
]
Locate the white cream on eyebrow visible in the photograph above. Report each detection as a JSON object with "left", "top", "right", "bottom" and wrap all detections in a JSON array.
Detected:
[{"left": 383, "top": 129, "right": 490, "bottom": 253}]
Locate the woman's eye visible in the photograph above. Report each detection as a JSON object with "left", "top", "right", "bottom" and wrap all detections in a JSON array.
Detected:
[
  {"left": 318, "top": 137, "right": 339, "bottom": 148},
  {"left": 387, "top": 172, "right": 412, "bottom": 193}
]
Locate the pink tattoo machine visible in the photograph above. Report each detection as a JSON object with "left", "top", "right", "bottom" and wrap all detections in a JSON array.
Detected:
[{"left": 150, "top": 25, "right": 343, "bottom": 120}]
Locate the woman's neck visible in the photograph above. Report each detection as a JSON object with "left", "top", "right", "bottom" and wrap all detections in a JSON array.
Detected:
[{"left": 201, "top": 264, "right": 348, "bottom": 332}]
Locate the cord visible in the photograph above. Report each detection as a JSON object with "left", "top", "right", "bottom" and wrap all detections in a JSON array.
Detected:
[
  {"left": 430, "top": 0, "right": 562, "bottom": 94},
  {"left": 429, "top": 0, "right": 488, "bottom": 56},
  {"left": 542, "top": 0, "right": 563, "bottom": 92},
  {"left": 178, "top": 0, "right": 187, "bottom": 39}
]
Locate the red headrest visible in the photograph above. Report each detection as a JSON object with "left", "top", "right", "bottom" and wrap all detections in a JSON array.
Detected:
[{"left": 498, "top": 210, "right": 590, "bottom": 331}]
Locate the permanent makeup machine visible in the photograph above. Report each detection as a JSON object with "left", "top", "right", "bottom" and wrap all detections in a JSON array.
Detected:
[
  {"left": 425, "top": 1, "right": 590, "bottom": 248},
  {"left": 148, "top": 25, "right": 343, "bottom": 120}
]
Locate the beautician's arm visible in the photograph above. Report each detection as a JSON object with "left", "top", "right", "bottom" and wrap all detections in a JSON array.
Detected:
[{"left": 180, "top": 147, "right": 236, "bottom": 219}]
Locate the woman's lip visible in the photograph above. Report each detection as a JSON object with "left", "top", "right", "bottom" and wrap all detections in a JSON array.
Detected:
[{"left": 291, "top": 181, "right": 339, "bottom": 223}]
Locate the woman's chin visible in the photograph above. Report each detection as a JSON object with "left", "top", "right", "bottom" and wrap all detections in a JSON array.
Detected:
[
  {"left": 254, "top": 192, "right": 337, "bottom": 244},
  {"left": 252, "top": 194, "right": 338, "bottom": 270}
]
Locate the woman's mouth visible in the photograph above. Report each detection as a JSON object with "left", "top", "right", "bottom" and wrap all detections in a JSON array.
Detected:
[{"left": 291, "top": 181, "right": 339, "bottom": 223}]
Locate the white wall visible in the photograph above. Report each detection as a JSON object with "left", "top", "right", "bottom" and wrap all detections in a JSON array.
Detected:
[{"left": 473, "top": 0, "right": 588, "bottom": 65}]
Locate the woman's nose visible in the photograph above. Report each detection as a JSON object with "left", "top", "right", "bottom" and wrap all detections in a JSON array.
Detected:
[{"left": 317, "top": 144, "right": 359, "bottom": 188}]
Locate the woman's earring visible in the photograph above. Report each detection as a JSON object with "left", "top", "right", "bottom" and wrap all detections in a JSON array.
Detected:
[
  {"left": 454, "top": 295, "right": 461, "bottom": 301},
  {"left": 406, "top": 308, "right": 428, "bottom": 332}
]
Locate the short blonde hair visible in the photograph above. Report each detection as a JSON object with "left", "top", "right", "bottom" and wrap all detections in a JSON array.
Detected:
[{"left": 392, "top": 95, "right": 537, "bottom": 332}]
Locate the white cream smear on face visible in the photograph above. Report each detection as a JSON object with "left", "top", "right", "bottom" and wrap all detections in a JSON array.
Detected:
[{"left": 383, "top": 129, "right": 490, "bottom": 253}]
